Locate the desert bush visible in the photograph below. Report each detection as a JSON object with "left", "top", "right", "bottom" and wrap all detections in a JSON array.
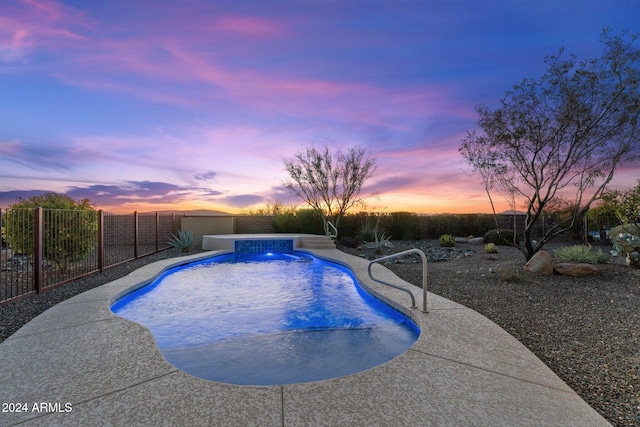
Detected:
[
  {"left": 484, "top": 243, "right": 498, "bottom": 253},
  {"left": 609, "top": 224, "right": 640, "bottom": 239},
  {"left": 294, "top": 209, "right": 324, "bottom": 234},
  {"left": 386, "top": 212, "right": 422, "bottom": 240},
  {"left": 612, "top": 232, "right": 640, "bottom": 268},
  {"left": 554, "top": 245, "right": 610, "bottom": 264},
  {"left": 272, "top": 213, "right": 296, "bottom": 233},
  {"left": 483, "top": 229, "right": 519, "bottom": 245},
  {"left": 273, "top": 209, "right": 324, "bottom": 234},
  {"left": 4, "top": 193, "right": 97, "bottom": 270},
  {"left": 439, "top": 234, "right": 456, "bottom": 247},
  {"left": 499, "top": 270, "right": 528, "bottom": 284}
]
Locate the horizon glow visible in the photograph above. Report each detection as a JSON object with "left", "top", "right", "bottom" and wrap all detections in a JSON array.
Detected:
[{"left": 1, "top": 0, "right": 639, "bottom": 214}]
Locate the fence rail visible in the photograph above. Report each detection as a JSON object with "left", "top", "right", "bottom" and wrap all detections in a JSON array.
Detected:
[{"left": 1, "top": 208, "right": 180, "bottom": 306}]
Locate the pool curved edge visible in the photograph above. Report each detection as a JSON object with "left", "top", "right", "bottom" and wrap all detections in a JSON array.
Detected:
[{"left": 0, "top": 247, "right": 610, "bottom": 426}]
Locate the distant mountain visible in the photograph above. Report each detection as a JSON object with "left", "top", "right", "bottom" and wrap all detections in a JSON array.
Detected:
[
  {"left": 148, "top": 209, "right": 232, "bottom": 216},
  {"left": 499, "top": 209, "right": 527, "bottom": 216}
]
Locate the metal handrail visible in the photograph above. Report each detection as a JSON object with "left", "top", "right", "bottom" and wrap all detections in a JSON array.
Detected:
[
  {"left": 325, "top": 220, "right": 338, "bottom": 239},
  {"left": 367, "top": 249, "right": 428, "bottom": 313}
]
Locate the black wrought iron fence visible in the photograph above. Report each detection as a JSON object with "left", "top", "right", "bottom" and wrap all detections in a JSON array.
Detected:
[{"left": 0, "top": 208, "right": 180, "bottom": 305}]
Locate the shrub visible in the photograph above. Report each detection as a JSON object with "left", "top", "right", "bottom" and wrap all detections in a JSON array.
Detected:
[
  {"left": 499, "top": 270, "right": 528, "bottom": 284},
  {"left": 439, "top": 234, "right": 456, "bottom": 247},
  {"left": 272, "top": 209, "right": 324, "bottom": 234},
  {"left": 4, "top": 193, "right": 97, "bottom": 270},
  {"left": 554, "top": 245, "right": 610, "bottom": 264},
  {"left": 609, "top": 224, "right": 640, "bottom": 240},
  {"left": 483, "top": 229, "right": 519, "bottom": 245},
  {"left": 295, "top": 209, "right": 324, "bottom": 234},
  {"left": 386, "top": 212, "right": 421, "bottom": 240},
  {"left": 612, "top": 232, "right": 640, "bottom": 268},
  {"left": 272, "top": 213, "right": 296, "bottom": 233},
  {"left": 484, "top": 243, "right": 498, "bottom": 253}
]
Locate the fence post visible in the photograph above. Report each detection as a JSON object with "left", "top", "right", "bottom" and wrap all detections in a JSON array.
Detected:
[
  {"left": 155, "top": 212, "right": 160, "bottom": 252},
  {"left": 98, "top": 210, "right": 104, "bottom": 272},
  {"left": 34, "top": 207, "right": 43, "bottom": 294},
  {"left": 134, "top": 211, "right": 139, "bottom": 258}
]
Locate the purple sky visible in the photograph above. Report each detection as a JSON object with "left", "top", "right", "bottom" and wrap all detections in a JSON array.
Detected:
[{"left": 1, "top": 0, "right": 638, "bottom": 213}]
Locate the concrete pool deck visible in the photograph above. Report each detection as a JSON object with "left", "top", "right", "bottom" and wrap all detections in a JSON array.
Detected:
[{"left": 0, "top": 238, "right": 610, "bottom": 426}]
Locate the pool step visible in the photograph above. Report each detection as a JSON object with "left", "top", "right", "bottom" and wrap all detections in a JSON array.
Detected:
[{"left": 298, "top": 236, "right": 336, "bottom": 250}]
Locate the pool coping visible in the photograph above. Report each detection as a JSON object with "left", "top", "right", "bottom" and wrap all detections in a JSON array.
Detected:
[{"left": 0, "top": 239, "right": 610, "bottom": 426}]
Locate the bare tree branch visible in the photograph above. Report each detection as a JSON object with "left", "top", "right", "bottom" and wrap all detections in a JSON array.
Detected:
[{"left": 460, "top": 29, "right": 640, "bottom": 260}]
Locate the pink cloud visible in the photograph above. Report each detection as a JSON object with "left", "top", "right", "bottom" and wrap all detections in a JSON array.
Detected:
[{"left": 0, "top": 0, "right": 90, "bottom": 63}]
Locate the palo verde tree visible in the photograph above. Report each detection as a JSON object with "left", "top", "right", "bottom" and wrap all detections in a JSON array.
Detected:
[
  {"left": 590, "top": 179, "right": 640, "bottom": 225},
  {"left": 5, "top": 192, "right": 98, "bottom": 270},
  {"left": 460, "top": 29, "right": 640, "bottom": 261},
  {"left": 283, "top": 145, "right": 377, "bottom": 234}
]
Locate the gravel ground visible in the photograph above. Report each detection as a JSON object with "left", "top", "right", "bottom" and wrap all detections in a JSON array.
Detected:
[
  {"left": 0, "top": 248, "right": 204, "bottom": 343},
  {"left": 1, "top": 241, "right": 639, "bottom": 426},
  {"left": 339, "top": 240, "right": 640, "bottom": 427}
]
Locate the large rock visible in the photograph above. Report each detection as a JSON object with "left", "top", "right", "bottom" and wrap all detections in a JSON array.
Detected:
[
  {"left": 554, "top": 263, "right": 599, "bottom": 277},
  {"left": 523, "top": 250, "right": 554, "bottom": 275}
]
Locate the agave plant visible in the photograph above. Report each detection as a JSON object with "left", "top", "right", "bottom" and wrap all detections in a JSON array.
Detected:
[
  {"left": 167, "top": 230, "right": 196, "bottom": 252},
  {"left": 374, "top": 231, "right": 391, "bottom": 249}
]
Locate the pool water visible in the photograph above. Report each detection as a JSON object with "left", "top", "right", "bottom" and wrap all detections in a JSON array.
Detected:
[{"left": 111, "top": 252, "right": 419, "bottom": 385}]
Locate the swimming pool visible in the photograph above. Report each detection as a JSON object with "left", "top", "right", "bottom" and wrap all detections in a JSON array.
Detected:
[{"left": 111, "top": 251, "right": 419, "bottom": 385}]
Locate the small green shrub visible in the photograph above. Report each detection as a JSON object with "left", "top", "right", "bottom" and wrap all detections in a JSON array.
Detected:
[
  {"left": 609, "top": 224, "right": 640, "bottom": 240},
  {"left": 272, "top": 213, "right": 296, "bottom": 233},
  {"left": 5, "top": 193, "right": 98, "bottom": 270},
  {"left": 483, "top": 229, "right": 519, "bottom": 245},
  {"left": 554, "top": 245, "right": 610, "bottom": 264},
  {"left": 499, "top": 270, "right": 528, "bottom": 284},
  {"left": 167, "top": 230, "right": 196, "bottom": 252},
  {"left": 612, "top": 232, "right": 640, "bottom": 268},
  {"left": 439, "top": 234, "right": 456, "bottom": 247},
  {"left": 484, "top": 243, "right": 498, "bottom": 253}
]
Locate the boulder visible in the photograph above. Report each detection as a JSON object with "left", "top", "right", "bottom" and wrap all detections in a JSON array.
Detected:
[
  {"left": 554, "top": 263, "right": 599, "bottom": 277},
  {"left": 523, "top": 250, "right": 554, "bottom": 275},
  {"left": 467, "top": 237, "right": 485, "bottom": 245}
]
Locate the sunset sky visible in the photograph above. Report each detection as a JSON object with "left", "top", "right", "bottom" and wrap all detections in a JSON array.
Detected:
[{"left": 1, "top": 0, "right": 639, "bottom": 214}]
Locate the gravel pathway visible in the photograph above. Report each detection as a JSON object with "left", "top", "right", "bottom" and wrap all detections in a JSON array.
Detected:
[{"left": 1, "top": 242, "right": 639, "bottom": 426}]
